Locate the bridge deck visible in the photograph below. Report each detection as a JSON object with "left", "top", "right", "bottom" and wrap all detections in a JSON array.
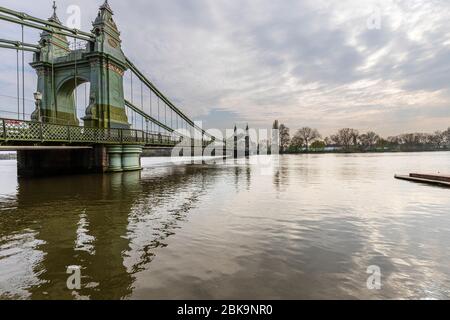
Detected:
[
  {"left": 0, "top": 146, "right": 93, "bottom": 151},
  {"left": 0, "top": 118, "right": 207, "bottom": 148}
]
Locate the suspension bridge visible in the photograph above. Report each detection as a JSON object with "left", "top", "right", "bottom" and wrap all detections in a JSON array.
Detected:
[{"left": 0, "top": 1, "right": 250, "bottom": 177}]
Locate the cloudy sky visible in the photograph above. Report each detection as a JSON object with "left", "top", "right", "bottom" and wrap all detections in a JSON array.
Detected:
[{"left": 0, "top": 0, "right": 449, "bottom": 136}]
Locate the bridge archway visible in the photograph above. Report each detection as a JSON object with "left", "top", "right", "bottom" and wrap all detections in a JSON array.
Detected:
[
  {"left": 55, "top": 76, "right": 90, "bottom": 126},
  {"left": 30, "top": 1, "right": 130, "bottom": 129}
]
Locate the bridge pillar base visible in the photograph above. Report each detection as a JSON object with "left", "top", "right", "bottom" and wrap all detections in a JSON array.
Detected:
[
  {"left": 106, "top": 145, "right": 143, "bottom": 172},
  {"left": 121, "top": 145, "right": 143, "bottom": 172},
  {"left": 17, "top": 145, "right": 143, "bottom": 178},
  {"left": 107, "top": 146, "right": 123, "bottom": 172},
  {"left": 17, "top": 146, "right": 109, "bottom": 178}
]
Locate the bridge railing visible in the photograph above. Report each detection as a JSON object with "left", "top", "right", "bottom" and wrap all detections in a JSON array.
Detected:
[{"left": 0, "top": 118, "right": 190, "bottom": 146}]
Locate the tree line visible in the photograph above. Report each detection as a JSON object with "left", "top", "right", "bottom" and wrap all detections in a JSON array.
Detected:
[{"left": 273, "top": 121, "right": 450, "bottom": 153}]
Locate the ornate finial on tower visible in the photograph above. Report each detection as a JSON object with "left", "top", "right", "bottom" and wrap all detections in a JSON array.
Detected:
[
  {"left": 94, "top": 0, "right": 118, "bottom": 32},
  {"left": 48, "top": 1, "right": 61, "bottom": 24},
  {"left": 100, "top": 0, "right": 113, "bottom": 13}
]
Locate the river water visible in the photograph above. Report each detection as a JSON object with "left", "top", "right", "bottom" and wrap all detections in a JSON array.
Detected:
[{"left": 0, "top": 152, "right": 450, "bottom": 300}]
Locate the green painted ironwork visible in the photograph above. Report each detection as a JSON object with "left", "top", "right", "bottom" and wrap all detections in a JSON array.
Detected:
[
  {"left": 26, "top": 1, "right": 131, "bottom": 129},
  {"left": 0, "top": 2, "right": 221, "bottom": 144},
  {"left": 0, "top": 118, "right": 213, "bottom": 148},
  {"left": 0, "top": 6, "right": 95, "bottom": 42},
  {"left": 0, "top": 39, "right": 41, "bottom": 53},
  {"left": 0, "top": 118, "right": 182, "bottom": 146},
  {"left": 125, "top": 58, "right": 214, "bottom": 140},
  {"left": 124, "top": 100, "right": 173, "bottom": 133}
]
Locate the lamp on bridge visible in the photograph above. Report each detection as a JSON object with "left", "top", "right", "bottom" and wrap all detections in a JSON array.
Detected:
[{"left": 32, "top": 91, "right": 42, "bottom": 122}]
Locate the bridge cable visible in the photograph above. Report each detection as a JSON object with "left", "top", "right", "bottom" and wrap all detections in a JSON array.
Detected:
[
  {"left": 124, "top": 100, "right": 173, "bottom": 133},
  {"left": 125, "top": 58, "right": 215, "bottom": 140},
  {"left": 0, "top": 7, "right": 95, "bottom": 42},
  {"left": 74, "top": 38, "right": 78, "bottom": 117},
  {"left": 141, "top": 81, "right": 144, "bottom": 131},
  {"left": 21, "top": 24, "right": 25, "bottom": 120},
  {"left": 51, "top": 44, "right": 56, "bottom": 120},
  {"left": 149, "top": 87, "right": 153, "bottom": 133},
  {"left": 145, "top": 87, "right": 152, "bottom": 132},
  {"left": 130, "top": 72, "right": 134, "bottom": 127},
  {"left": 16, "top": 47, "right": 19, "bottom": 120},
  {"left": 157, "top": 97, "right": 160, "bottom": 133}
]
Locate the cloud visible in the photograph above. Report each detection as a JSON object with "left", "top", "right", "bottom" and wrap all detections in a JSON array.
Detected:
[{"left": 0, "top": 0, "right": 449, "bottom": 135}]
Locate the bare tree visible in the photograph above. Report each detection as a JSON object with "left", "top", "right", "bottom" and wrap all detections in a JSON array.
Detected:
[
  {"left": 359, "top": 131, "right": 380, "bottom": 150},
  {"left": 430, "top": 131, "right": 446, "bottom": 149},
  {"left": 290, "top": 134, "right": 304, "bottom": 152},
  {"left": 334, "top": 128, "right": 359, "bottom": 150},
  {"left": 446, "top": 128, "right": 450, "bottom": 148},
  {"left": 350, "top": 129, "right": 360, "bottom": 148},
  {"left": 330, "top": 134, "right": 341, "bottom": 146},
  {"left": 296, "top": 127, "right": 321, "bottom": 152},
  {"left": 280, "top": 123, "right": 450, "bottom": 153}
]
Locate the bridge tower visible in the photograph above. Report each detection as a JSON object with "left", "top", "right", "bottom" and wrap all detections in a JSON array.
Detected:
[{"left": 30, "top": 1, "right": 129, "bottom": 129}]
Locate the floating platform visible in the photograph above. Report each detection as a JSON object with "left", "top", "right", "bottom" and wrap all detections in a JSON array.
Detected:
[{"left": 395, "top": 173, "right": 450, "bottom": 188}]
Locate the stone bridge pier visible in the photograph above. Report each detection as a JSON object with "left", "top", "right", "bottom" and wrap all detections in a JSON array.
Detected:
[{"left": 17, "top": 145, "right": 143, "bottom": 178}]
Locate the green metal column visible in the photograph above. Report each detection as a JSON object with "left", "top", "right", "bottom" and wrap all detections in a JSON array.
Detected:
[
  {"left": 107, "top": 145, "right": 123, "bottom": 172},
  {"left": 121, "top": 145, "right": 142, "bottom": 171}
]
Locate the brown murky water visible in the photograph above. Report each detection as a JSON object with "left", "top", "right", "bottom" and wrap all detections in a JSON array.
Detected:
[{"left": 1, "top": 153, "right": 450, "bottom": 300}]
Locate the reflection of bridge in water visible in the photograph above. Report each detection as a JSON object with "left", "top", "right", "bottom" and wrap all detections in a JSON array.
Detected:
[{"left": 0, "top": 159, "right": 253, "bottom": 299}]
